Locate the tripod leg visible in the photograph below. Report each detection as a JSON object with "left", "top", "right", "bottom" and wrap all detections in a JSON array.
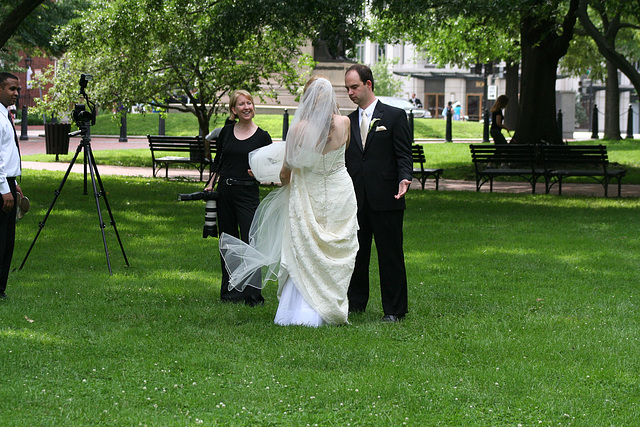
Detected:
[
  {"left": 18, "top": 142, "right": 85, "bottom": 271},
  {"left": 86, "top": 145, "right": 130, "bottom": 268},
  {"left": 83, "top": 149, "right": 88, "bottom": 195},
  {"left": 83, "top": 144, "right": 113, "bottom": 274}
]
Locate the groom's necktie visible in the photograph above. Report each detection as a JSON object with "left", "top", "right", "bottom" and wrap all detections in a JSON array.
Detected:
[{"left": 360, "top": 110, "right": 369, "bottom": 148}]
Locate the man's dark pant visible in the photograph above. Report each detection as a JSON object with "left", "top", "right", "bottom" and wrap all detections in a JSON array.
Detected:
[
  {"left": 0, "top": 178, "right": 17, "bottom": 294},
  {"left": 348, "top": 205, "right": 408, "bottom": 316}
]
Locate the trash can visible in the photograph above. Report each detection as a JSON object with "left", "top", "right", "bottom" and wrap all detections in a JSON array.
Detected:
[{"left": 44, "top": 123, "right": 71, "bottom": 158}]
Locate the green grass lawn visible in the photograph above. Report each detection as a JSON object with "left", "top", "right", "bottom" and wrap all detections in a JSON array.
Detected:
[{"left": 2, "top": 172, "right": 640, "bottom": 425}]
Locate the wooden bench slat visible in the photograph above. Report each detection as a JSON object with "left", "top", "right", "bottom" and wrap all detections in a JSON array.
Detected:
[
  {"left": 412, "top": 144, "right": 443, "bottom": 190},
  {"left": 147, "top": 134, "right": 216, "bottom": 181},
  {"left": 470, "top": 144, "right": 542, "bottom": 193},
  {"left": 470, "top": 143, "right": 626, "bottom": 196},
  {"left": 541, "top": 144, "right": 626, "bottom": 196}
]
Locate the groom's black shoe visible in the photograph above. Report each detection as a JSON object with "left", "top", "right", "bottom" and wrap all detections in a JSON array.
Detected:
[{"left": 381, "top": 314, "right": 403, "bottom": 322}]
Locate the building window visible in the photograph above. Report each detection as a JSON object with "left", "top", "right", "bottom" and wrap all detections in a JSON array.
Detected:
[
  {"left": 354, "top": 43, "right": 365, "bottom": 63},
  {"left": 425, "top": 94, "right": 445, "bottom": 119},
  {"left": 376, "top": 44, "right": 386, "bottom": 63}
]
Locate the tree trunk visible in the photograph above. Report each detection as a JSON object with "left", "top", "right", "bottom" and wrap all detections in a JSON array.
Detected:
[
  {"left": 515, "top": 29, "right": 563, "bottom": 145},
  {"left": 514, "top": 2, "right": 578, "bottom": 145},
  {"left": 604, "top": 61, "right": 621, "bottom": 140},
  {"left": 504, "top": 61, "right": 519, "bottom": 130},
  {"left": 195, "top": 109, "right": 211, "bottom": 160}
]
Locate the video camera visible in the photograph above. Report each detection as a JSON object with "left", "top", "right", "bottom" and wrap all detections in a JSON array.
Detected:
[
  {"left": 72, "top": 104, "right": 93, "bottom": 124},
  {"left": 177, "top": 191, "right": 219, "bottom": 238},
  {"left": 72, "top": 74, "right": 96, "bottom": 127}
]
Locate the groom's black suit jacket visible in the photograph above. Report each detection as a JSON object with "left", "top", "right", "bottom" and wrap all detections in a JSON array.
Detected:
[
  {"left": 345, "top": 101, "right": 413, "bottom": 212},
  {"left": 345, "top": 100, "right": 412, "bottom": 315}
]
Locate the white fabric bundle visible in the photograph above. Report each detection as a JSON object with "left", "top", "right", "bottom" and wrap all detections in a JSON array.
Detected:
[{"left": 248, "top": 141, "right": 286, "bottom": 183}]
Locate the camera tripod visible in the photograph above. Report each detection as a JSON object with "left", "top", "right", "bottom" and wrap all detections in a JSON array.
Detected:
[{"left": 19, "top": 122, "right": 130, "bottom": 274}]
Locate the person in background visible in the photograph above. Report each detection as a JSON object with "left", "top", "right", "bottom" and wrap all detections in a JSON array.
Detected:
[
  {"left": 8, "top": 105, "right": 16, "bottom": 122},
  {"left": 442, "top": 101, "right": 453, "bottom": 120},
  {"left": 204, "top": 90, "right": 272, "bottom": 305},
  {"left": 409, "top": 93, "right": 422, "bottom": 109},
  {"left": 453, "top": 102, "right": 462, "bottom": 121},
  {"left": 0, "top": 73, "right": 23, "bottom": 299},
  {"left": 490, "top": 95, "right": 511, "bottom": 144}
]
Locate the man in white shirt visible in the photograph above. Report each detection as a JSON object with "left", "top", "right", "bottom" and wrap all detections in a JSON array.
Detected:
[{"left": 0, "top": 73, "right": 23, "bottom": 299}]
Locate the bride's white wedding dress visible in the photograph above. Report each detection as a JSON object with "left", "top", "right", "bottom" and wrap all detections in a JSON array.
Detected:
[{"left": 274, "top": 144, "right": 358, "bottom": 326}]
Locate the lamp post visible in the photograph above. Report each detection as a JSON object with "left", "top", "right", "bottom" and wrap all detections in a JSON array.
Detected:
[
  {"left": 482, "top": 62, "right": 492, "bottom": 142},
  {"left": 19, "top": 56, "right": 32, "bottom": 141}
]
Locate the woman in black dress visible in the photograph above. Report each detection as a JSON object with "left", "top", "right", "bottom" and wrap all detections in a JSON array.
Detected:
[
  {"left": 205, "top": 90, "right": 272, "bottom": 305},
  {"left": 490, "top": 95, "right": 510, "bottom": 144}
]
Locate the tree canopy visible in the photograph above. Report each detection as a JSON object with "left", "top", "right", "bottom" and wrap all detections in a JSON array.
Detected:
[
  {"left": 372, "top": 6, "right": 519, "bottom": 69},
  {"left": 576, "top": 0, "right": 640, "bottom": 124},
  {"left": 371, "top": 58, "right": 404, "bottom": 96},
  {"left": 41, "top": 0, "right": 364, "bottom": 137},
  {"left": 371, "top": 0, "right": 580, "bottom": 144},
  {"left": 0, "top": 0, "right": 88, "bottom": 67},
  {"left": 577, "top": 0, "right": 640, "bottom": 94},
  {"left": 0, "top": 0, "right": 47, "bottom": 51}
]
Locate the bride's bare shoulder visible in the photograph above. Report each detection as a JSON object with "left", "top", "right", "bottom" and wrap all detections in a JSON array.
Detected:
[
  {"left": 329, "top": 114, "right": 350, "bottom": 148},
  {"left": 333, "top": 114, "right": 350, "bottom": 129}
]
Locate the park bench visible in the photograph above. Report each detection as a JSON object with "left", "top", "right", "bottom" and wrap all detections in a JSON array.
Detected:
[
  {"left": 541, "top": 144, "right": 626, "bottom": 197},
  {"left": 412, "top": 144, "right": 444, "bottom": 190},
  {"left": 469, "top": 144, "right": 544, "bottom": 193},
  {"left": 147, "top": 135, "right": 215, "bottom": 181}
]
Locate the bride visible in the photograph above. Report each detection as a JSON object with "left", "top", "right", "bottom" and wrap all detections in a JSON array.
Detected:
[{"left": 219, "top": 76, "right": 358, "bottom": 326}]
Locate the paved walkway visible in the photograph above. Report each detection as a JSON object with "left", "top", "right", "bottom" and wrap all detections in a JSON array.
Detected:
[{"left": 19, "top": 126, "right": 640, "bottom": 197}]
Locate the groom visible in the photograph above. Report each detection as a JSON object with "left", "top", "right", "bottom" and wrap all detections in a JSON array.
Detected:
[{"left": 344, "top": 64, "right": 412, "bottom": 322}]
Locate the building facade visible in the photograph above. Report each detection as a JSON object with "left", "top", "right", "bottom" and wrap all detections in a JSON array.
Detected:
[{"left": 354, "top": 40, "right": 638, "bottom": 136}]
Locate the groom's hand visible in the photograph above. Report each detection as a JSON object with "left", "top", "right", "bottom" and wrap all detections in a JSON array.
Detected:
[{"left": 394, "top": 179, "right": 411, "bottom": 199}]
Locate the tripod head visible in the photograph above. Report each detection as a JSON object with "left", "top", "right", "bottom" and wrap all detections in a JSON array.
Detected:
[{"left": 72, "top": 74, "right": 96, "bottom": 132}]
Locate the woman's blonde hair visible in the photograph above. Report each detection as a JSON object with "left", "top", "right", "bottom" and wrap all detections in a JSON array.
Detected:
[{"left": 229, "top": 90, "right": 254, "bottom": 120}]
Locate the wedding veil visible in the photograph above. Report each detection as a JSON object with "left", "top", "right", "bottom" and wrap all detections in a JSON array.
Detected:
[
  {"left": 219, "top": 77, "right": 340, "bottom": 291},
  {"left": 284, "top": 77, "right": 339, "bottom": 170}
]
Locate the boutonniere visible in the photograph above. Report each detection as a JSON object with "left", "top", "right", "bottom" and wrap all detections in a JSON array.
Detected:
[{"left": 369, "top": 118, "right": 380, "bottom": 132}]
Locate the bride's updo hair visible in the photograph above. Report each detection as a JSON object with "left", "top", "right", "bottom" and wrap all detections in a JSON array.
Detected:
[
  {"left": 285, "top": 76, "right": 338, "bottom": 169},
  {"left": 303, "top": 75, "right": 327, "bottom": 94},
  {"left": 301, "top": 76, "right": 334, "bottom": 113}
]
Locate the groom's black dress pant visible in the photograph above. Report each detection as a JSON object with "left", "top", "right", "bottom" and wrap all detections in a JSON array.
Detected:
[{"left": 348, "top": 202, "right": 408, "bottom": 316}]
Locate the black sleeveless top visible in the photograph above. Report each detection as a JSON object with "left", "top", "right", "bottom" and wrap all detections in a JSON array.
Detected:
[
  {"left": 213, "top": 124, "right": 272, "bottom": 180},
  {"left": 490, "top": 109, "right": 503, "bottom": 131}
]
